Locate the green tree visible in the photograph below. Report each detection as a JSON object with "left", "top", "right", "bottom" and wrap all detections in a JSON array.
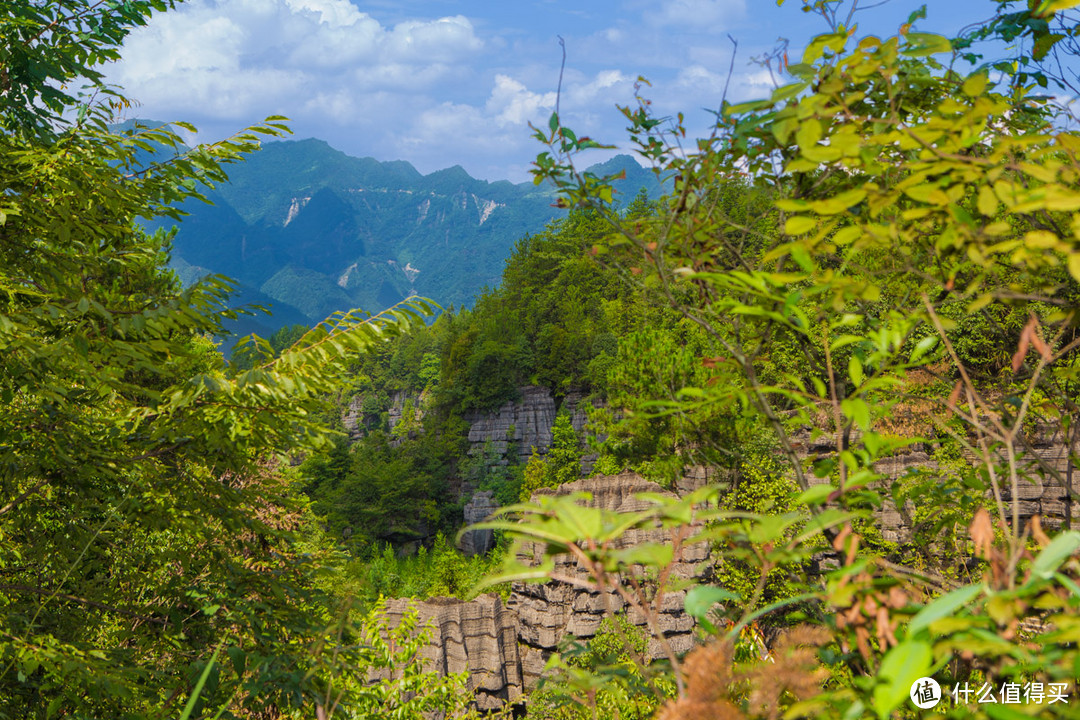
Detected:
[
  {"left": 0, "top": 2, "right": 436, "bottom": 716},
  {"left": 505, "top": 1, "right": 1080, "bottom": 719},
  {"left": 518, "top": 413, "right": 583, "bottom": 501},
  {"left": 547, "top": 411, "right": 584, "bottom": 487}
]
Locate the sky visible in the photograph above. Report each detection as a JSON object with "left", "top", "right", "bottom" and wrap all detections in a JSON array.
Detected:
[{"left": 106, "top": 0, "right": 996, "bottom": 182}]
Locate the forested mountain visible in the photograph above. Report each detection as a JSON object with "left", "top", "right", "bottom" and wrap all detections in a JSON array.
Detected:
[{"left": 154, "top": 138, "right": 667, "bottom": 334}]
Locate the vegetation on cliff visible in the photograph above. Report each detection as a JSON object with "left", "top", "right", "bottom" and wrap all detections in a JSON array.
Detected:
[{"left": 488, "top": 1, "right": 1080, "bottom": 719}]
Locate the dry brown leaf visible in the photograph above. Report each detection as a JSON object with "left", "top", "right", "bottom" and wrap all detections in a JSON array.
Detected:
[
  {"left": 1012, "top": 316, "right": 1036, "bottom": 372},
  {"left": 947, "top": 380, "right": 963, "bottom": 410},
  {"left": 970, "top": 508, "right": 994, "bottom": 560},
  {"left": 1030, "top": 515, "right": 1052, "bottom": 548}
]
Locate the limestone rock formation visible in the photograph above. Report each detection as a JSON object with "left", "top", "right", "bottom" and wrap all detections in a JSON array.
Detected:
[
  {"left": 458, "top": 490, "right": 498, "bottom": 556},
  {"left": 387, "top": 390, "right": 424, "bottom": 434},
  {"left": 376, "top": 472, "right": 713, "bottom": 710},
  {"left": 381, "top": 594, "right": 524, "bottom": 711},
  {"left": 509, "top": 473, "right": 710, "bottom": 688},
  {"left": 464, "top": 385, "right": 597, "bottom": 468},
  {"left": 465, "top": 386, "right": 557, "bottom": 464},
  {"left": 341, "top": 394, "right": 366, "bottom": 441},
  {"left": 791, "top": 425, "right": 1078, "bottom": 543}
]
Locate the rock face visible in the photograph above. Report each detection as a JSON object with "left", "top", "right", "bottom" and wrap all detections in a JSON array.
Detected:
[
  {"left": 381, "top": 594, "right": 524, "bottom": 711},
  {"left": 341, "top": 394, "right": 367, "bottom": 441},
  {"left": 464, "top": 386, "right": 596, "bottom": 467},
  {"left": 458, "top": 490, "right": 498, "bottom": 556},
  {"left": 378, "top": 472, "right": 711, "bottom": 710},
  {"left": 509, "top": 473, "right": 709, "bottom": 688},
  {"left": 791, "top": 426, "right": 1079, "bottom": 543}
]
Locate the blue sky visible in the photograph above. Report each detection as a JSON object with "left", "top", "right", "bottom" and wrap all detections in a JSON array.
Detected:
[{"left": 107, "top": 0, "right": 995, "bottom": 182}]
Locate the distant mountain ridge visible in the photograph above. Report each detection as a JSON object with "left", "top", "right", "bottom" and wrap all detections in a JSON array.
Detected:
[{"left": 154, "top": 135, "right": 669, "bottom": 336}]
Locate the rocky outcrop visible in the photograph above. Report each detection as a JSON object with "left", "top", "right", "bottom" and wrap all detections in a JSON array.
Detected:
[
  {"left": 509, "top": 473, "right": 709, "bottom": 688},
  {"left": 341, "top": 394, "right": 367, "bottom": 441},
  {"left": 458, "top": 490, "right": 498, "bottom": 556},
  {"left": 791, "top": 426, "right": 1079, "bottom": 543},
  {"left": 464, "top": 386, "right": 556, "bottom": 464},
  {"left": 381, "top": 594, "right": 524, "bottom": 711},
  {"left": 464, "top": 386, "right": 596, "bottom": 467},
  {"left": 387, "top": 390, "right": 423, "bottom": 434},
  {"left": 378, "top": 472, "right": 711, "bottom": 710}
]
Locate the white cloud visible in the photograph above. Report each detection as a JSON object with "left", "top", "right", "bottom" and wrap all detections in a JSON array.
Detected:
[
  {"left": 101, "top": 0, "right": 811, "bottom": 181},
  {"left": 487, "top": 74, "right": 556, "bottom": 126},
  {"left": 109, "top": 0, "right": 483, "bottom": 121}
]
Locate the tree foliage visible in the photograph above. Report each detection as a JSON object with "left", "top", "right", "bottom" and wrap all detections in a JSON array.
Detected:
[
  {"left": 0, "top": 1, "right": 439, "bottom": 716},
  {"left": 500, "top": 1, "right": 1080, "bottom": 718}
]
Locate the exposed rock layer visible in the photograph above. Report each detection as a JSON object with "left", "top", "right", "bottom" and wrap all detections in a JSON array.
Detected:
[
  {"left": 382, "top": 472, "right": 710, "bottom": 708},
  {"left": 458, "top": 490, "right": 498, "bottom": 556},
  {"left": 510, "top": 474, "right": 708, "bottom": 687},
  {"left": 381, "top": 594, "right": 523, "bottom": 711}
]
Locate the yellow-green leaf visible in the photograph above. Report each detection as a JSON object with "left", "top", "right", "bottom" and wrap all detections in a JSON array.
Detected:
[
  {"left": 848, "top": 356, "right": 864, "bottom": 386},
  {"left": 1038, "top": 0, "right": 1080, "bottom": 13},
  {"left": 810, "top": 188, "right": 866, "bottom": 215},
  {"left": 977, "top": 186, "right": 998, "bottom": 216},
  {"left": 1024, "top": 230, "right": 1060, "bottom": 249},
  {"left": 796, "top": 119, "right": 822, "bottom": 150},
  {"left": 833, "top": 226, "right": 861, "bottom": 245},
  {"left": 962, "top": 73, "right": 988, "bottom": 97},
  {"left": 785, "top": 216, "right": 818, "bottom": 235}
]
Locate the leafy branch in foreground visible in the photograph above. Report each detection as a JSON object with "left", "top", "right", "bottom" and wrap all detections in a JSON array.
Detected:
[
  {"left": 494, "top": 1, "right": 1080, "bottom": 718},
  {"left": 0, "top": 1, "right": 445, "bottom": 717}
]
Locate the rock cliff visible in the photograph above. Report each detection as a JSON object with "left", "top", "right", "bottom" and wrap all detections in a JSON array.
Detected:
[
  {"left": 382, "top": 472, "right": 710, "bottom": 711},
  {"left": 792, "top": 425, "right": 1078, "bottom": 543},
  {"left": 381, "top": 594, "right": 524, "bottom": 711},
  {"left": 458, "top": 490, "right": 498, "bottom": 556},
  {"left": 510, "top": 474, "right": 709, "bottom": 687},
  {"left": 464, "top": 385, "right": 597, "bottom": 471}
]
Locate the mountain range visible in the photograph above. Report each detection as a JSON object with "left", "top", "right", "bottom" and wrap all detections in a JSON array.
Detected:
[{"left": 153, "top": 136, "right": 668, "bottom": 338}]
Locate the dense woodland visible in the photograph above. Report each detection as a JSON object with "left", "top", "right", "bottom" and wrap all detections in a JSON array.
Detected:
[{"left": 4, "top": 1, "right": 1080, "bottom": 719}]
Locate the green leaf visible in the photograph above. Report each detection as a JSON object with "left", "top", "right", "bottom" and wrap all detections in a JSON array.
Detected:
[
  {"left": 872, "top": 640, "right": 932, "bottom": 720},
  {"left": 1068, "top": 253, "right": 1080, "bottom": 283},
  {"left": 908, "top": 335, "right": 938, "bottom": 363},
  {"left": 840, "top": 397, "right": 871, "bottom": 430},
  {"left": 226, "top": 646, "right": 246, "bottom": 677},
  {"left": 1037, "top": 1, "right": 1080, "bottom": 15},
  {"left": 986, "top": 704, "right": 1041, "bottom": 720},
  {"left": 848, "top": 356, "right": 864, "bottom": 387},
  {"left": 785, "top": 216, "right": 818, "bottom": 235},
  {"left": 1030, "top": 531, "right": 1080, "bottom": 580},
  {"left": 790, "top": 243, "right": 815, "bottom": 271},
  {"left": 908, "top": 584, "right": 983, "bottom": 636},
  {"left": 796, "top": 118, "right": 822, "bottom": 150},
  {"left": 684, "top": 585, "right": 741, "bottom": 621},
  {"left": 179, "top": 645, "right": 221, "bottom": 720},
  {"left": 555, "top": 500, "right": 604, "bottom": 540},
  {"left": 796, "top": 483, "right": 835, "bottom": 506},
  {"left": 901, "top": 32, "right": 951, "bottom": 56},
  {"left": 613, "top": 543, "right": 674, "bottom": 568},
  {"left": 810, "top": 189, "right": 866, "bottom": 215}
]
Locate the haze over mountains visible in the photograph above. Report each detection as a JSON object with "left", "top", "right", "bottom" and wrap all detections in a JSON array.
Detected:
[{"left": 156, "top": 137, "right": 667, "bottom": 337}]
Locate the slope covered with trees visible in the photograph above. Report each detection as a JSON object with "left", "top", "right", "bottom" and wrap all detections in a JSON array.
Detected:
[
  {"left": 0, "top": 3, "right": 473, "bottom": 718},
  {"left": 153, "top": 138, "right": 668, "bottom": 336}
]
